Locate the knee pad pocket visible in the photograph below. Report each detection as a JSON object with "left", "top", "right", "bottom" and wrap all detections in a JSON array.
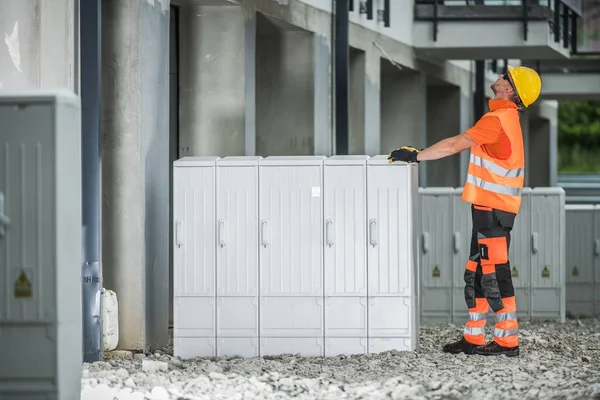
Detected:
[{"left": 477, "top": 230, "right": 508, "bottom": 266}]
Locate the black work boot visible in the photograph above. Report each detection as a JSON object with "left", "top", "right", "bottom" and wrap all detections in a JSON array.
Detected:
[
  {"left": 473, "top": 341, "right": 519, "bottom": 357},
  {"left": 442, "top": 337, "right": 482, "bottom": 355}
]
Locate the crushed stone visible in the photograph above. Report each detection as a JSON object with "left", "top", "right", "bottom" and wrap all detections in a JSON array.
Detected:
[{"left": 82, "top": 317, "right": 600, "bottom": 399}]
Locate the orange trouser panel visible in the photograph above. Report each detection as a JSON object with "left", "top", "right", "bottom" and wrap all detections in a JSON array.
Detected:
[
  {"left": 494, "top": 296, "right": 518, "bottom": 347},
  {"left": 464, "top": 297, "right": 489, "bottom": 345}
]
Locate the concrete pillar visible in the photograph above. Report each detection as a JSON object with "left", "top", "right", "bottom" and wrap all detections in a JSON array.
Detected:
[
  {"left": 381, "top": 63, "right": 427, "bottom": 180},
  {"left": 168, "top": 4, "right": 179, "bottom": 327},
  {"left": 528, "top": 118, "right": 552, "bottom": 187},
  {"left": 314, "top": 34, "right": 332, "bottom": 156},
  {"left": 256, "top": 16, "right": 315, "bottom": 155},
  {"left": 178, "top": 5, "right": 255, "bottom": 157},
  {"left": 348, "top": 46, "right": 380, "bottom": 156},
  {"left": 0, "top": 0, "right": 78, "bottom": 91},
  {"left": 101, "top": 0, "right": 170, "bottom": 350},
  {"left": 349, "top": 48, "right": 366, "bottom": 155},
  {"left": 426, "top": 84, "right": 464, "bottom": 187},
  {"left": 528, "top": 101, "right": 558, "bottom": 187},
  {"left": 549, "top": 117, "right": 558, "bottom": 187},
  {"left": 364, "top": 49, "right": 381, "bottom": 156}
]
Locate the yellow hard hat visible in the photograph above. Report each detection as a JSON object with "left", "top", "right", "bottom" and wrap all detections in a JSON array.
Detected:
[{"left": 507, "top": 65, "right": 542, "bottom": 107}]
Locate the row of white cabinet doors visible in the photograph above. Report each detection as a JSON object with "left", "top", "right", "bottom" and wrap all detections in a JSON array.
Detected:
[{"left": 172, "top": 160, "right": 419, "bottom": 299}]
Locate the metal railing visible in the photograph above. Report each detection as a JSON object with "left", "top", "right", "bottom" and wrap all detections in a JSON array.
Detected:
[
  {"left": 558, "top": 174, "right": 600, "bottom": 204},
  {"left": 414, "top": 0, "right": 581, "bottom": 50},
  {"left": 573, "top": 0, "right": 600, "bottom": 54}
]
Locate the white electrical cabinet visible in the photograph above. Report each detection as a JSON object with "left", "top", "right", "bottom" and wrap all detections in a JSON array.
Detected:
[
  {"left": 173, "top": 155, "right": 420, "bottom": 358},
  {"left": 0, "top": 92, "right": 82, "bottom": 399},
  {"left": 419, "top": 187, "right": 565, "bottom": 323},
  {"left": 565, "top": 205, "right": 600, "bottom": 317}
]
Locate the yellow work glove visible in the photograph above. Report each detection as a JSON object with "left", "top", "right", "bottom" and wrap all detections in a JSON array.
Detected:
[{"left": 387, "top": 146, "right": 421, "bottom": 163}]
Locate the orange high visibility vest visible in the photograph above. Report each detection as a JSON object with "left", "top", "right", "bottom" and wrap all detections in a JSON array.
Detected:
[{"left": 461, "top": 107, "right": 525, "bottom": 214}]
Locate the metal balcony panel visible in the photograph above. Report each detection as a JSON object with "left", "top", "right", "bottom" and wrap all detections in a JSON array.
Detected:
[
  {"left": 523, "top": 57, "right": 600, "bottom": 74},
  {"left": 413, "top": 19, "right": 571, "bottom": 59},
  {"left": 539, "top": 73, "right": 600, "bottom": 100}
]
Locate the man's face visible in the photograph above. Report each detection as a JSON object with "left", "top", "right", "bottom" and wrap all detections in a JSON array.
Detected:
[{"left": 490, "top": 73, "right": 515, "bottom": 100}]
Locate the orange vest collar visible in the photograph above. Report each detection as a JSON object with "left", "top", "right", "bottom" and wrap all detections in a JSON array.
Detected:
[{"left": 488, "top": 99, "right": 517, "bottom": 112}]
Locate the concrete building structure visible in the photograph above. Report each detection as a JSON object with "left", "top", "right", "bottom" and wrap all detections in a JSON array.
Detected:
[{"left": 0, "top": 0, "right": 598, "bottom": 353}]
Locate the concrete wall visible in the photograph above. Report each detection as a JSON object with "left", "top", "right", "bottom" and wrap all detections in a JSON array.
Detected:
[
  {"left": 426, "top": 85, "right": 463, "bottom": 187},
  {"left": 380, "top": 62, "right": 427, "bottom": 177},
  {"left": 101, "top": 0, "right": 170, "bottom": 351},
  {"left": 297, "top": 0, "right": 416, "bottom": 47},
  {"left": 255, "top": 16, "right": 315, "bottom": 156},
  {"left": 0, "top": 0, "right": 78, "bottom": 91},
  {"left": 178, "top": 5, "right": 254, "bottom": 157},
  {"left": 380, "top": 62, "right": 427, "bottom": 153}
]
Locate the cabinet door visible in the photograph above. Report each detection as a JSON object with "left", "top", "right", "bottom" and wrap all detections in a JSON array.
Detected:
[
  {"left": 173, "top": 163, "right": 216, "bottom": 358},
  {"left": 451, "top": 188, "right": 472, "bottom": 322},
  {"left": 565, "top": 206, "right": 595, "bottom": 317},
  {"left": 366, "top": 164, "right": 414, "bottom": 340},
  {"left": 215, "top": 163, "right": 259, "bottom": 357},
  {"left": 507, "top": 189, "right": 532, "bottom": 319},
  {"left": 0, "top": 101, "right": 57, "bottom": 383},
  {"left": 259, "top": 164, "right": 324, "bottom": 342},
  {"left": 530, "top": 188, "right": 564, "bottom": 321},
  {"left": 323, "top": 162, "right": 368, "bottom": 354},
  {"left": 419, "top": 189, "right": 454, "bottom": 323}
]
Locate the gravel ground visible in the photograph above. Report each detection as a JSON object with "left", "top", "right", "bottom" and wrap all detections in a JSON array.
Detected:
[{"left": 82, "top": 318, "right": 600, "bottom": 400}]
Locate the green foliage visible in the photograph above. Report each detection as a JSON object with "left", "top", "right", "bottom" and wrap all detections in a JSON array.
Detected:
[{"left": 557, "top": 101, "right": 600, "bottom": 173}]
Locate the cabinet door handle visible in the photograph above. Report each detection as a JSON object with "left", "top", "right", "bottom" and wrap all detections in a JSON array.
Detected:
[
  {"left": 261, "top": 221, "right": 268, "bottom": 248},
  {"left": 326, "top": 220, "right": 334, "bottom": 247},
  {"left": 531, "top": 232, "right": 538, "bottom": 254},
  {"left": 422, "top": 232, "right": 430, "bottom": 254},
  {"left": 218, "top": 220, "right": 226, "bottom": 248},
  {"left": 369, "top": 219, "right": 377, "bottom": 247},
  {"left": 453, "top": 232, "right": 460, "bottom": 254},
  {"left": 175, "top": 221, "right": 183, "bottom": 248},
  {"left": 0, "top": 192, "right": 9, "bottom": 239}
]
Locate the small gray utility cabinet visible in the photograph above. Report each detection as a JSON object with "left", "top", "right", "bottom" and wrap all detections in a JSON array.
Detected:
[{"left": 0, "top": 91, "right": 82, "bottom": 400}]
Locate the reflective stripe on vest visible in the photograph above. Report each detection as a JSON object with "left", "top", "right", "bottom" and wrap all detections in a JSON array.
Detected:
[
  {"left": 466, "top": 174, "right": 523, "bottom": 197},
  {"left": 470, "top": 154, "right": 524, "bottom": 179}
]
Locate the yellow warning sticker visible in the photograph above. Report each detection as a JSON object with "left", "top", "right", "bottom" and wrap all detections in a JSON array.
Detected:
[
  {"left": 511, "top": 266, "right": 519, "bottom": 278},
  {"left": 572, "top": 266, "right": 579, "bottom": 277},
  {"left": 541, "top": 266, "right": 550, "bottom": 278},
  {"left": 432, "top": 266, "right": 440, "bottom": 278},
  {"left": 14, "top": 271, "right": 32, "bottom": 298}
]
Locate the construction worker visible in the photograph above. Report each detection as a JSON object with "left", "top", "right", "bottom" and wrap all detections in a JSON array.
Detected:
[{"left": 388, "top": 65, "right": 542, "bottom": 357}]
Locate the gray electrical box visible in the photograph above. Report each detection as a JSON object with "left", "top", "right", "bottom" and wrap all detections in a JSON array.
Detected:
[{"left": 0, "top": 91, "right": 82, "bottom": 399}]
